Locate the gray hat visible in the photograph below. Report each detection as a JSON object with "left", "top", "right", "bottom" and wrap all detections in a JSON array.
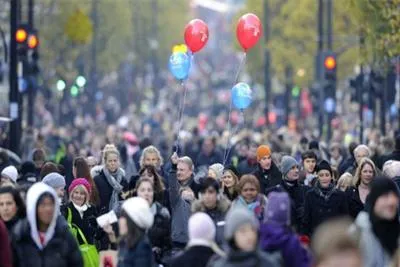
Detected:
[
  {"left": 42, "top": 172, "right": 66, "bottom": 189},
  {"left": 224, "top": 207, "right": 259, "bottom": 241},
  {"left": 280, "top": 156, "right": 299, "bottom": 177}
]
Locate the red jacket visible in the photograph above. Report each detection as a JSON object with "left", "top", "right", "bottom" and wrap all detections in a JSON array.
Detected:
[{"left": 0, "top": 220, "right": 12, "bottom": 267}]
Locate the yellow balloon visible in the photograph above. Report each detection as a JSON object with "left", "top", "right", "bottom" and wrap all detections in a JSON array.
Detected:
[{"left": 172, "top": 44, "right": 188, "bottom": 53}]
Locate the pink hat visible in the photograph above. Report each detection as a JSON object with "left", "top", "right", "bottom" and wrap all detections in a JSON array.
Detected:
[{"left": 68, "top": 178, "right": 92, "bottom": 195}]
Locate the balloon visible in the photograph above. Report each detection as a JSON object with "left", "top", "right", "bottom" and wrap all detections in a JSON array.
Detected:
[
  {"left": 236, "top": 13, "right": 262, "bottom": 51},
  {"left": 232, "top": 82, "right": 252, "bottom": 110},
  {"left": 184, "top": 19, "right": 209, "bottom": 53},
  {"left": 169, "top": 52, "right": 191, "bottom": 80},
  {"left": 172, "top": 44, "right": 188, "bottom": 53}
]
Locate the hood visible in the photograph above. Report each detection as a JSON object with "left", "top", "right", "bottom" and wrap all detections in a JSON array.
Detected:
[
  {"left": 259, "top": 222, "right": 291, "bottom": 250},
  {"left": 191, "top": 194, "right": 231, "bottom": 213},
  {"left": 26, "top": 182, "right": 59, "bottom": 250}
]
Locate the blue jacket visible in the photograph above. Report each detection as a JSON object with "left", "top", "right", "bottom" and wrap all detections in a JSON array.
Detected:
[{"left": 118, "top": 236, "right": 154, "bottom": 267}]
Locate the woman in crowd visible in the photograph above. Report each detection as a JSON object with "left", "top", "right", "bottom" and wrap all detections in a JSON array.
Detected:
[
  {"left": 221, "top": 166, "right": 239, "bottom": 201},
  {"left": 138, "top": 165, "right": 168, "bottom": 207},
  {"left": 346, "top": 158, "right": 377, "bottom": 219},
  {"left": 11, "top": 182, "right": 83, "bottom": 267},
  {"left": 231, "top": 174, "right": 268, "bottom": 223},
  {"left": 0, "top": 186, "right": 26, "bottom": 234},
  {"left": 336, "top": 172, "right": 353, "bottom": 192},
  {"left": 73, "top": 156, "right": 100, "bottom": 206},
  {"left": 140, "top": 145, "right": 165, "bottom": 177}
]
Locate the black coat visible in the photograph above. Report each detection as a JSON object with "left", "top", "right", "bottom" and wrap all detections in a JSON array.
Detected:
[
  {"left": 118, "top": 236, "right": 154, "bottom": 267},
  {"left": 253, "top": 163, "right": 282, "bottom": 196},
  {"left": 12, "top": 216, "right": 83, "bottom": 267},
  {"left": 345, "top": 187, "right": 365, "bottom": 219},
  {"left": 379, "top": 150, "right": 400, "bottom": 169},
  {"left": 170, "top": 245, "right": 215, "bottom": 267},
  {"left": 302, "top": 185, "right": 349, "bottom": 236},
  {"left": 195, "top": 150, "right": 224, "bottom": 168},
  {"left": 338, "top": 156, "right": 355, "bottom": 176},
  {"left": 148, "top": 202, "right": 172, "bottom": 262},
  {"left": 237, "top": 159, "right": 258, "bottom": 176}
]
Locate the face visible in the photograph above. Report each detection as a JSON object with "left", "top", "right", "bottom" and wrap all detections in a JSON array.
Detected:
[
  {"left": 241, "top": 182, "right": 258, "bottom": 203},
  {"left": 144, "top": 153, "right": 159, "bottom": 168},
  {"left": 71, "top": 187, "right": 87, "bottom": 207},
  {"left": 119, "top": 216, "right": 128, "bottom": 236},
  {"left": 202, "top": 139, "right": 214, "bottom": 155},
  {"left": 303, "top": 158, "right": 316, "bottom": 174},
  {"left": 137, "top": 181, "right": 154, "bottom": 205},
  {"left": 105, "top": 153, "right": 120, "bottom": 173},
  {"left": 56, "top": 187, "right": 65, "bottom": 198},
  {"left": 330, "top": 148, "right": 340, "bottom": 159},
  {"left": 248, "top": 146, "right": 257, "bottom": 160},
  {"left": 317, "top": 250, "right": 362, "bottom": 267},
  {"left": 202, "top": 187, "right": 217, "bottom": 209},
  {"left": 37, "top": 196, "right": 55, "bottom": 226},
  {"left": 0, "top": 177, "right": 14, "bottom": 187},
  {"left": 141, "top": 170, "right": 154, "bottom": 183},
  {"left": 208, "top": 169, "right": 217, "bottom": 179},
  {"left": 318, "top": 170, "right": 332, "bottom": 188},
  {"left": 0, "top": 193, "right": 18, "bottom": 222},
  {"left": 355, "top": 149, "right": 369, "bottom": 165},
  {"left": 374, "top": 192, "right": 399, "bottom": 220},
  {"left": 286, "top": 165, "right": 300, "bottom": 181},
  {"left": 360, "top": 164, "right": 374, "bottom": 186},
  {"left": 234, "top": 224, "right": 258, "bottom": 252},
  {"left": 259, "top": 156, "right": 272, "bottom": 170},
  {"left": 222, "top": 171, "right": 236, "bottom": 188},
  {"left": 177, "top": 162, "right": 192, "bottom": 183}
]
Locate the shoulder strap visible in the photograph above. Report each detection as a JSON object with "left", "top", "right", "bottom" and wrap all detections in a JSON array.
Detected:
[
  {"left": 74, "top": 224, "right": 89, "bottom": 245},
  {"left": 67, "top": 207, "right": 89, "bottom": 245},
  {"left": 67, "top": 207, "right": 72, "bottom": 224}
]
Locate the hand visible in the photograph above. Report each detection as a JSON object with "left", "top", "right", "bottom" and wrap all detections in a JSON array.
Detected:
[
  {"left": 103, "top": 224, "right": 117, "bottom": 243},
  {"left": 171, "top": 152, "right": 179, "bottom": 165}
]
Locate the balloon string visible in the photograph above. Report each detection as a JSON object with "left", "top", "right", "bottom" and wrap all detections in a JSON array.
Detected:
[
  {"left": 223, "top": 52, "right": 247, "bottom": 166},
  {"left": 175, "top": 81, "right": 188, "bottom": 152},
  {"left": 223, "top": 110, "right": 245, "bottom": 166}
]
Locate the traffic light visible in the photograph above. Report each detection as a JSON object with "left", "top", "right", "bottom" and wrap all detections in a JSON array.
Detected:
[
  {"left": 291, "top": 85, "right": 301, "bottom": 98},
  {"left": 16, "top": 25, "right": 29, "bottom": 57},
  {"left": 321, "top": 51, "right": 337, "bottom": 81}
]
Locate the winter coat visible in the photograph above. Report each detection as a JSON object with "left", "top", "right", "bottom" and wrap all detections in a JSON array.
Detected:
[
  {"left": 237, "top": 159, "right": 258, "bottom": 176},
  {"left": 266, "top": 180, "right": 308, "bottom": 232},
  {"left": 191, "top": 196, "right": 231, "bottom": 246},
  {"left": 170, "top": 245, "right": 216, "bottom": 267},
  {"left": 260, "top": 222, "right": 311, "bottom": 267},
  {"left": 148, "top": 202, "right": 172, "bottom": 262},
  {"left": 302, "top": 185, "right": 349, "bottom": 236},
  {"left": 118, "top": 236, "right": 154, "bottom": 267},
  {"left": 168, "top": 165, "right": 192, "bottom": 246},
  {"left": 346, "top": 186, "right": 365, "bottom": 219},
  {"left": 253, "top": 163, "right": 282, "bottom": 196},
  {"left": 350, "top": 212, "right": 393, "bottom": 267},
  {"left": 208, "top": 250, "right": 280, "bottom": 267},
  {"left": 195, "top": 149, "right": 224, "bottom": 169},
  {"left": 0, "top": 220, "right": 12, "bottom": 267},
  {"left": 338, "top": 156, "right": 355, "bottom": 176}
]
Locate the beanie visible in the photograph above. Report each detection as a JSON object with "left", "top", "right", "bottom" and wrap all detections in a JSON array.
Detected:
[
  {"left": 188, "top": 212, "right": 216, "bottom": 242},
  {"left": 366, "top": 176, "right": 400, "bottom": 215},
  {"left": 20, "top": 161, "right": 36, "bottom": 176},
  {"left": 224, "top": 207, "right": 259, "bottom": 241},
  {"left": 280, "top": 156, "right": 299, "bottom": 177},
  {"left": 208, "top": 163, "right": 224, "bottom": 181},
  {"left": 18, "top": 172, "right": 37, "bottom": 185},
  {"left": 68, "top": 178, "right": 92, "bottom": 195},
  {"left": 42, "top": 172, "right": 66, "bottom": 189},
  {"left": 256, "top": 145, "right": 271, "bottom": 161},
  {"left": 1, "top": 166, "right": 18, "bottom": 183},
  {"left": 316, "top": 160, "right": 332, "bottom": 176},
  {"left": 122, "top": 197, "right": 154, "bottom": 230},
  {"left": 265, "top": 192, "right": 291, "bottom": 225}
]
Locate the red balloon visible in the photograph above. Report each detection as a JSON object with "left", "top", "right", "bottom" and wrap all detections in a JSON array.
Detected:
[
  {"left": 184, "top": 19, "right": 209, "bottom": 53},
  {"left": 236, "top": 13, "right": 262, "bottom": 51}
]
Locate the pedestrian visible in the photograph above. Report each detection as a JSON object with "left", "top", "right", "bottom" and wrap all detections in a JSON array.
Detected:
[
  {"left": 195, "top": 137, "right": 224, "bottom": 168},
  {"left": 39, "top": 162, "right": 60, "bottom": 180},
  {"left": 231, "top": 174, "right": 268, "bottom": 223},
  {"left": 346, "top": 158, "right": 377, "bottom": 219},
  {"left": 117, "top": 197, "right": 154, "bottom": 267},
  {"left": 252, "top": 145, "right": 282, "bottom": 196},
  {"left": 42, "top": 172, "right": 66, "bottom": 208},
  {"left": 237, "top": 142, "right": 259, "bottom": 176},
  {"left": 345, "top": 145, "right": 371, "bottom": 175},
  {"left": 382, "top": 160, "right": 400, "bottom": 189},
  {"left": 73, "top": 156, "right": 100, "bottom": 206},
  {"left": 260, "top": 192, "right": 311, "bottom": 267},
  {"left": 208, "top": 163, "right": 224, "bottom": 182},
  {"left": 170, "top": 212, "right": 224, "bottom": 267},
  {"left": 11, "top": 182, "right": 83, "bottom": 267},
  {"left": 139, "top": 145, "right": 165, "bottom": 177},
  {"left": 191, "top": 177, "right": 231, "bottom": 246},
  {"left": 208, "top": 207, "right": 280, "bottom": 267},
  {"left": 0, "top": 186, "right": 26, "bottom": 234},
  {"left": 299, "top": 151, "right": 317, "bottom": 186},
  {"left": 0, "top": 166, "right": 18, "bottom": 187},
  {"left": 302, "top": 160, "right": 348, "bottom": 236},
  {"left": 221, "top": 166, "right": 239, "bottom": 201},
  {"left": 137, "top": 165, "right": 168, "bottom": 208},
  {"left": 351, "top": 177, "right": 400, "bottom": 267},
  {"left": 0, "top": 220, "right": 12, "bottom": 267},
  {"left": 336, "top": 172, "right": 353, "bottom": 192}
]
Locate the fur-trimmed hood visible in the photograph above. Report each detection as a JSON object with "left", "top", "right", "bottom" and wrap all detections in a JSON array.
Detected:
[{"left": 191, "top": 195, "right": 231, "bottom": 214}]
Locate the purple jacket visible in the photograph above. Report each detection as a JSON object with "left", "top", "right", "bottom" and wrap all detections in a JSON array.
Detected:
[{"left": 260, "top": 222, "right": 312, "bottom": 267}]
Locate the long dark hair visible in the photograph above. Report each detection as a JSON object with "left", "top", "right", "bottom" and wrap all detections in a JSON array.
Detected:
[
  {"left": 0, "top": 186, "right": 26, "bottom": 219},
  {"left": 73, "top": 156, "right": 100, "bottom": 206},
  {"left": 119, "top": 210, "right": 145, "bottom": 249},
  {"left": 139, "top": 165, "right": 165, "bottom": 193}
]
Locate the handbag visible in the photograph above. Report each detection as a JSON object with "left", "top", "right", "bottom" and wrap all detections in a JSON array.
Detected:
[{"left": 67, "top": 207, "right": 100, "bottom": 267}]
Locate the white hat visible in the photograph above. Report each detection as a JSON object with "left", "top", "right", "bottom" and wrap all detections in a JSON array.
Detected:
[
  {"left": 189, "top": 212, "right": 216, "bottom": 242},
  {"left": 122, "top": 197, "right": 154, "bottom": 230},
  {"left": 1, "top": 166, "right": 18, "bottom": 183}
]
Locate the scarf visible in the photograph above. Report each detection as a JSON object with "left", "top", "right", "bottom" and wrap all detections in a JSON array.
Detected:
[
  {"left": 103, "top": 167, "right": 124, "bottom": 210},
  {"left": 73, "top": 203, "right": 88, "bottom": 219},
  {"left": 238, "top": 195, "right": 265, "bottom": 222},
  {"left": 315, "top": 183, "right": 335, "bottom": 201},
  {"left": 370, "top": 212, "right": 400, "bottom": 256}
]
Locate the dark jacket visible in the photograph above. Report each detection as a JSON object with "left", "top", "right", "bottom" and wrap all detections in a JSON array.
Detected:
[
  {"left": 253, "top": 163, "right": 282, "bottom": 196},
  {"left": 191, "top": 196, "right": 231, "bottom": 246},
  {"left": 260, "top": 222, "right": 311, "bottom": 267},
  {"left": 346, "top": 186, "right": 365, "bottom": 219},
  {"left": 170, "top": 245, "right": 215, "bottom": 267},
  {"left": 338, "top": 156, "right": 355, "bottom": 176},
  {"left": 195, "top": 150, "right": 224, "bottom": 169},
  {"left": 12, "top": 216, "right": 83, "bottom": 267},
  {"left": 237, "top": 159, "right": 258, "bottom": 176},
  {"left": 0, "top": 220, "right": 12, "bottom": 267},
  {"left": 208, "top": 250, "right": 280, "bottom": 267},
  {"left": 223, "top": 187, "right": 239, "bottom": 202},
  {"left": 380, "top": 150, "right": 400, "bottom": 168},
  {"left": 266, "top": 180, "right": 308, "bottom": 232},
  {"left": 118, "top": 236, "right": 154, "bottom": 267},
  {"left": 148, "top": 202, "right": 172, "bottom": 263},
  {"left": 302, "top": 185, "right": 349, "bottom": 236}
]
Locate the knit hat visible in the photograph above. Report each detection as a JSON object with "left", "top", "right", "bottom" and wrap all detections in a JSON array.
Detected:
[
  {"left": 316, "top": 160, "right": 332, "bottom": 176},
  {"left": 309, "top": 140, "right": 319, "bottom": 150},
  {"left": 1, "top": 166, "right": 18, "bottom": 183},
  {"left": 224, "top": 165, "right": 239, "bottom": 178},
  {"left": 256, "top": 145, "right": 271, "bottom": 161},
  {"left": 208, "top": 163, "right": 224, "bottom": 181},
  {"left": 280, "top": 156, "right": 299, "bottom": 177},
  {"left": 366, "top": 177, "right": 400, "bottom": 215},
  {"left": 122, "top": 197, "right": 154, "bottom": 230},
  {"left": 68, "top": 178, "right": 92, "bottom": 195},
  {"left": 188, "top": 212, "right": 216, "bottom": 242},
  {"left": 42, "top": 172, "right": 66, "bottom": 189},
  {"left": 20, "top": 161, "right": 36, "bottom": 176},
  {"left": 224, "top": 207, "right": 259, "bottom": 241},
  {"left": 265, "top": 192, "right": 291, "bottom": 225}
]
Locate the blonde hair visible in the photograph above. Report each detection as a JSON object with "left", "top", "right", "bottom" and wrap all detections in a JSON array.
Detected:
[
  {"left": 353, "top": 157, "right": 376, "bottom": 187},
  {"left": 139, "top": 146, "right": 164, "bottom": 168},
  {"left": 69, "top": 185, "right": 90, "bottom": 205},
  {"left": 336, "top": 173, "right": 353, "bottom": 191},
  {"left": 102, "top": 144, "right": 120, "bottom": 164}
]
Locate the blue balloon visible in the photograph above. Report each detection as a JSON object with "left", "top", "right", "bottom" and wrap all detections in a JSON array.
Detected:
[
  {"left": 232, "top": 82, "right": 252, "bottom": 110},
  {"left": 169, "top": 52, "right": 191, "bottom": 80}
]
